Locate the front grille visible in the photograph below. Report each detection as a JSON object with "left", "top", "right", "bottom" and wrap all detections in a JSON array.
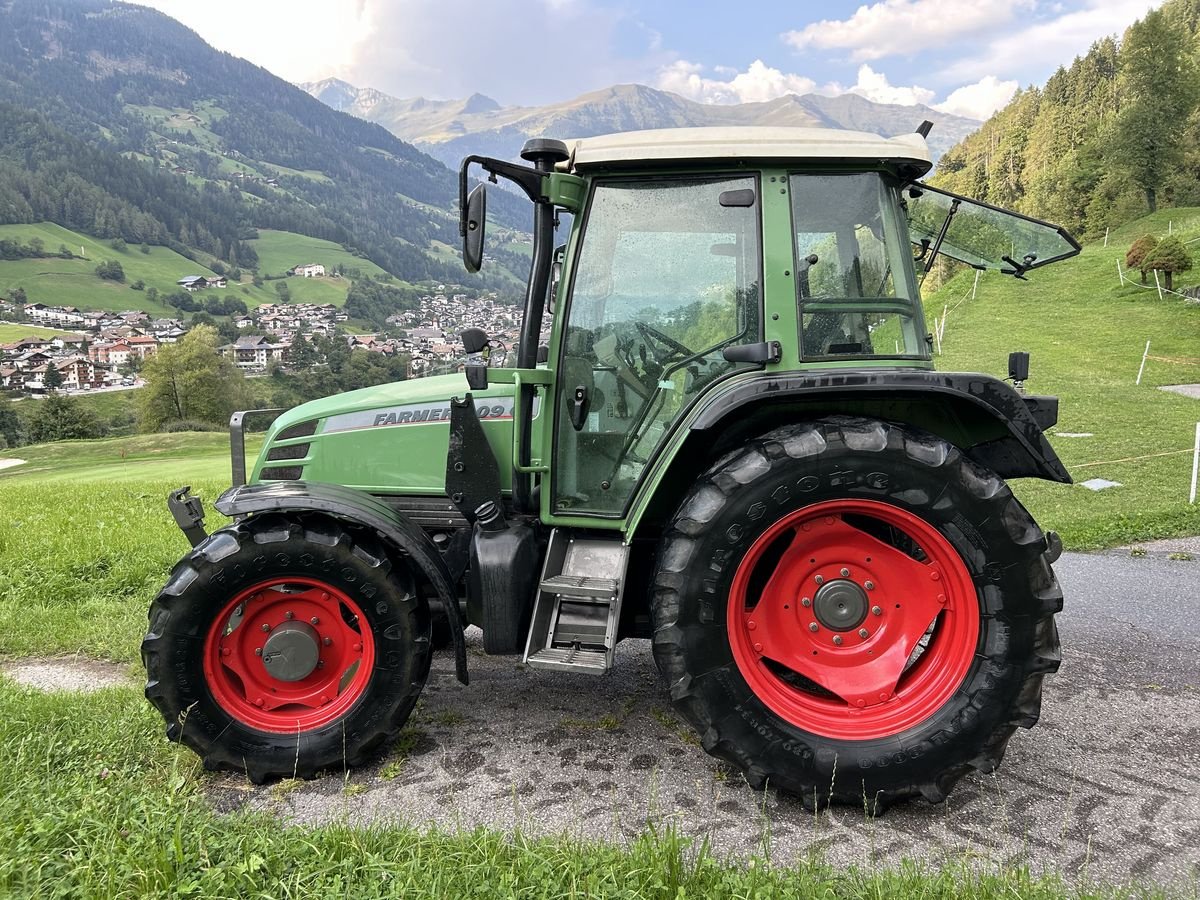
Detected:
[
  {"left": 277, "top": 419, "right": 319, "bottom": 440},
  {"left": 261, "top": 466, "right": 303, "bottom": 480},
  {"left": 266, "top": 443, "right": 309, "bottom": 461}
]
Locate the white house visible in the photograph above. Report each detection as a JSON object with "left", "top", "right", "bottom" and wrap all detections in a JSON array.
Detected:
[{"left": 291, "top": 263, "right": 326, "bottom": 278}]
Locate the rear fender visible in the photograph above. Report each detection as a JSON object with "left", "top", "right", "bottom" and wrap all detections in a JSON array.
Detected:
[
  {"left": 214, "top": 480, "right": 468, "bottom": 684},
  {"left": 629, "top": 370, "right": 1069, "bottom": 538}
]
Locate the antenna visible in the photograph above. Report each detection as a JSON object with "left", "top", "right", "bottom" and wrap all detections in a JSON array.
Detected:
[{"left": 916, "top": 120, "right": 934, "bottom": 138}]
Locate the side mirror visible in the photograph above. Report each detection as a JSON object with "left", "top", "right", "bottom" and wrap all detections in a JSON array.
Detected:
[{"left": 463, "top": 184, "right": 487, "bottom": 273}]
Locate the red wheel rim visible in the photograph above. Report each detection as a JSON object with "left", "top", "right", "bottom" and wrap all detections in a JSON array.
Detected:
[
  {"left": 727, "top": 499, "right": 979, "bottom": 740},
  {"left": 203, "top": 577, "right": 376, "bottom": 733}
]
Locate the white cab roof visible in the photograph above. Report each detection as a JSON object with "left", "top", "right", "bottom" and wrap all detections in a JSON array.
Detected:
[{"left": 563, "top": 126, "right": 932, "bottom": 175}]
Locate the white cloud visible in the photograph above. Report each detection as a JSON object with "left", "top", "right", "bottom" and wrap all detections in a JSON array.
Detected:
[
  {"left": 134, "top": 0, "right": 373, "bottom": 83},
  {"left": 657, "top": 59, "right": 815, "bottom": 104},
  {"left": 940, "top": 0, "right": 1160, "bottom": 82},
  {"left": 933, "top": 75, "right": 1018, "bottom": 119},
  {"left": 784, "top": 0, "right": 1032, "bottom": 62},
  {"left": 846, "top": 65, "right": 935, "bottom": 106}
]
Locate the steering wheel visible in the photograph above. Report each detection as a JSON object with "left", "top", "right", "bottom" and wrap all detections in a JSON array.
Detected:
[{"left": 635, "top": 322, "right": 691, "bottom": 364}]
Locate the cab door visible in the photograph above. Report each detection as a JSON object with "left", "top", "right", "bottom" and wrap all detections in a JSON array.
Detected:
[{"left": 551, "top": 174, "right": 763, "bottom": 517}]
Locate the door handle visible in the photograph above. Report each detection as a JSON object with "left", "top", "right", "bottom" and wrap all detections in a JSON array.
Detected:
[{"left": 570, "top": 385, "right": 590, "bottom": 431}]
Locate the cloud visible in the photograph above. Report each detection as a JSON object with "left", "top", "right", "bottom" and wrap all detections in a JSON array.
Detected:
[
  {"left": 784, "top": 0, "right": 1032, "bottom": 62},
  {"left": 846, "top": 65, "right": 935, "bottom": 106},
  {"left": 134, "top": 0, "right": 372, "bottom": 83},
  {"left": 940, "top": 0, "right": 1160, "bottom": 82},
  {"left": 657, "top": 59, "right": 816, "bottom": 104},
  {"left": 933, "top": 75, "right": 1018, "bottom": 119}
]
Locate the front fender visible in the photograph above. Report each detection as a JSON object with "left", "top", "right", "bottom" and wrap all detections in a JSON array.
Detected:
[{"left": 214, "top": 480, "right": 468, "bottom": 684}]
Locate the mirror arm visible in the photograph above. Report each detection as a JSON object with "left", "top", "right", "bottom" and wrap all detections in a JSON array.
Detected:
[{"left": 459, "top": 155, "right": 545, "bottom": 237}]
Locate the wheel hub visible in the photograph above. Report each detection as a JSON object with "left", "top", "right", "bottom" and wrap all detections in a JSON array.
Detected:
[
  {"left": 262, "top": 621, "right": 320, "bottom": 682},
  {"left": 812, "top": 579, "right": 867, "bottom": 631}
]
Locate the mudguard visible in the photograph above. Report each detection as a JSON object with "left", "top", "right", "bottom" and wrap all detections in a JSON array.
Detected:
[
  {"left": 689, "top": 370, "right": 1071, "bottom": 483},
  {"left": 214, "top": 480, "right": 469, "bottom": 684}
]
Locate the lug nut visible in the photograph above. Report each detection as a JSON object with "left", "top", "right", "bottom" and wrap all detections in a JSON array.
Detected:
[
  {"left": 320, "top": 694, "right": 330, "bottom": 705},
  {"left": 261, "top": 623, "right": 271, "bottom": 633},
  {"left": 352, "top": 642, "right": 362, "bottom": 652},
  {"left": 931, "top": 571, "right": 941, "bottom": 581},
  {"left": 864, "top": 581, "right": 875, "bottom": 591},
  {"left": 858, "top": 628, "right": 869, "bottom": 639},
  {"left": 856, "top": 699, "right": 866, "bottom": 708},
  {"left": 285, "top": 611, "right": 294, "bottom": 620},
  {"left": 753, "top": 642, "right": 763, "bottom": 653},
  {"left": 317, "top": 660, "right": 325, "bottom": 669},
  {"left": 801, "top": 597, "right": 811, "bottom": 607},
  {"left": 747, "top": 620, "right": 757, "bottom": 631},
  {"left": 809, "top": 623, "right": 819, "bottom": 632},
  {"left": 832, "top": 635, "right": 843, "bottom": 646},
  {"left": 871, "top": 606, "right": 882, "bottom": 616},
  {"left": 221, "top": 647, "right": 231, "bottom": 657},
  {"left": 937, "top": 594, "right": 947, "bottom": 604},
  {"left": 310, "top": 616, "right": 320, "bottom": 626},
  {"left": 323, "top": 636, "right": 332, "bottom": 646},
  {"left": 255, "top": 647, "right": 263, "bottom": 656},
  {"left": 840, "top": 567, "right": 850, "bottom": 577},
  {"left": 254, "top": 697, "right": 264, "bottom": 707},
  {"left": 815, "top": 575, "right": 824, "bottom": 586}
]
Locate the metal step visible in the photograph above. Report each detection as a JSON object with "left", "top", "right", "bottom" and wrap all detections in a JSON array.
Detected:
[
  {"left": 523, "top": 530, "right": 629, "bottom": 675},
  {"left": 538, "top": 574, "right": 618, "bottom": 597},
  {"left": 525, "top": 646, "right": 609, "bottom": 674}
]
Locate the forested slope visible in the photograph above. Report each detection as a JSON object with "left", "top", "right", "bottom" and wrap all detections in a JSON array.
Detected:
[{"left": 934, "top": 0, "right": 1200, "bottom": 238}]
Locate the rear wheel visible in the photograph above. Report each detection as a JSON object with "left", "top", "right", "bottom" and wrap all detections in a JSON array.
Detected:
[
  {"left": 651, "top": 417, "right": 1061, "bottom": 810},
  {"left": 142, "top": 513, "right": 431, "bottom": 782}
]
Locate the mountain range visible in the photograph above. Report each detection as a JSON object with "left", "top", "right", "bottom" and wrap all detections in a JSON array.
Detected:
[{"left": 300, "top": 79, "right": 980, "bottom": 168}]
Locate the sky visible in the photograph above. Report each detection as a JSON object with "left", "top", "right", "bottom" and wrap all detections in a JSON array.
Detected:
[{"left": 136, "top": 0, "right": 1162, "bottom": 121}]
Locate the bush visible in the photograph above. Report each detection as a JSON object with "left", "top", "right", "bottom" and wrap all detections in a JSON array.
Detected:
[
  {"left": 1142, "top": 235, "right": 1193, "bottom": 290},
  {"left": 1126, "top": 235, "right": 1158, "bottom": 283},
  {"left": 95, "top": 260, "right": 125, "bottom": 282},
  {"left": 130, "top": 280, "right": 145, "bottom": 291},
  {"left": 157, "top": 419, "right": 225, "bottom": 433}
]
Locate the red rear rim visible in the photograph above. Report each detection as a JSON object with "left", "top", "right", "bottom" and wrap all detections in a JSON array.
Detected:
[
  {"left": 202, "top": 577, "right": 376, "bottom": 733},
  {"left": 727, "top": 499, "right": 979, "bottom": 740}
]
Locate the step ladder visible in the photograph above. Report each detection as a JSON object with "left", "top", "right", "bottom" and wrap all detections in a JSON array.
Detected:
[{"left": 523, "top": 529, "right": 629, "bottom": 674}]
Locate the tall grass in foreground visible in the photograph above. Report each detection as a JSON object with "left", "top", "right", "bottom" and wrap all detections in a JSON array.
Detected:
[{"left": 0, "top": 682, "right": 1164, "bottom": 899}]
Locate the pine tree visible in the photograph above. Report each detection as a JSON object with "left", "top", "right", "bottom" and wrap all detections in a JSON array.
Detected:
[{"left": 1142, "top": 234, "right": 1193, "bottom": 289}]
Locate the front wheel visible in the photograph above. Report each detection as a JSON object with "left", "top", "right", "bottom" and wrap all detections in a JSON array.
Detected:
[
  {"left": 142, "top": 513, "right": 431, "bottom": 782},
  {"left": 651, "top": 417, "right": 1062, "bottom": 810}
]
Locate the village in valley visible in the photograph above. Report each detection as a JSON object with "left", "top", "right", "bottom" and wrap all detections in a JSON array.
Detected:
[{"left": 0, "top": 262, "right": 521, "bottom": 394}]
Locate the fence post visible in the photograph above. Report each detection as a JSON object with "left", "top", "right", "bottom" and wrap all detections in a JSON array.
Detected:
[
  {"left": 1136, "top": 340, "right": 1152, "bottom": 385},
  {"left": 1191, "top": 423, "right": 1200, "bottom": 504},
  {"left": 1104, "top": 227, "right": 1109, "bottom": 247},
  {"left": 971, "top": 269, "right": 980, "bottom": 300},
  {"left": 1117, "top": 260, "right": 1124, "bottom": 285},
  {"left": 1154, "top": 269, "right": 1164, "bottom": 300}
]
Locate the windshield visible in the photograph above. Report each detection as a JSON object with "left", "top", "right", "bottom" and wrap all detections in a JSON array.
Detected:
[
  {"left": 906, "top": 183, "right": 1081, "bottom": 274},
  {"left": 790, "top": 172, "right": 927, "bottom": 360}
]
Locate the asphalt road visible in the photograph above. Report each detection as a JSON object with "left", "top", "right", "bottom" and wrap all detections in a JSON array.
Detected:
[{"left": 216, "top": 552, "right": 1200, "bottom": 890}]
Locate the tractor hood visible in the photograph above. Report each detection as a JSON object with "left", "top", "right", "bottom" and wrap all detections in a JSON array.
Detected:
[{"left": 252, "top": 373, "right": 522, "bottom": 495}]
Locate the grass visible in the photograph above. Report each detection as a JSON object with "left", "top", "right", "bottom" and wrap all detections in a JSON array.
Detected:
[
  {"left": 249, "top": 229, "right": 390, "bottom": 280},
  {"left": 0, "top": 322, "right": 83, "bottom": 342},
  {"left": 925, "top": 206, "right": 1200, "bottom": 549}
]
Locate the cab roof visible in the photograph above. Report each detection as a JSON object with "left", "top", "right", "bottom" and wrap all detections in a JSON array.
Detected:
[{"left": 561, "top": 126, "right": 933, "bottom": 177}]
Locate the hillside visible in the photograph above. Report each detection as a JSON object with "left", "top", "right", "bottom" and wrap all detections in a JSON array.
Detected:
[
  {"left": 0, "top": 223, "right": 388, "bottom": 311},
  {"left": 300, "top": 79, "right": 980, "bottom": 167},
  {"left": 925, "top": 208, "right": 1200, "bottom": 548},
  {"left": 0, "top": 0, "right": 527, "bottom": 291},
  {"left": 933, "top": 0, "right": 1200, "bottom": 240}
]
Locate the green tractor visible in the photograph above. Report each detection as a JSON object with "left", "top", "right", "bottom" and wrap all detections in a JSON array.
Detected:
[{"left": 144, "top": 124, "right": 1079, "bottom": 809}]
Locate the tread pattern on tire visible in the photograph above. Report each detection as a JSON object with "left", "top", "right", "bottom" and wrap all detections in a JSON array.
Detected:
[
  {"left": 142, "top": 513, "right": 431, "bottom": 783},
  {"left": 650, "top": 416, "right": 1062, "bottom": 811}
]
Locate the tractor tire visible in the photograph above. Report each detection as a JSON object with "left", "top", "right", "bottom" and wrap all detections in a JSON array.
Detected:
[
  {"left": 651, "top": 416, "right": 1061, "bottom": 811},
  {"left": 142, "top": 513, "right": 431, "bottom": 783}
]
